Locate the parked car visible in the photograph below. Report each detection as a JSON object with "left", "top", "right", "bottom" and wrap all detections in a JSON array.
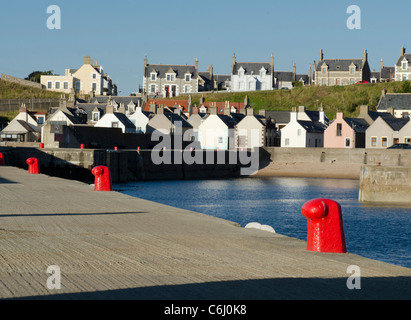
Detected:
[
  {"left": 355, "top": 80, "right": 369, "bottom": 84},
  {"left": 387, "top": 143, "right": 411, "bottom": 149}
]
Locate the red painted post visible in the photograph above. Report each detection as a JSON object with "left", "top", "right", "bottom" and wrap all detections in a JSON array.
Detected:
[
  {"left": 91, "top": 166, "right": 112, "bottom": 191},
  {"left": 80, "top": 144, "right": 85, "bottom": 149},
  {"left": 301, "top": 198, "right": 347, "bottom": 253},
  {"left": 39, "top": 143, "right": 44, "bottom": 149},
  {"left": 114, "top": 146, "right": 118, "bottom": 151},
  {"left": 0, "top": 153, "right": 4, "bottom": 166},
  {"left": 137, "top": 146, "right": 140, "bottom": 152},
  {"left": 26, "top": 158, "right": 39, "bottom": 174}
]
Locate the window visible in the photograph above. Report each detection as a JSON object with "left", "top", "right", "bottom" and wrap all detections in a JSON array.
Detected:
[
  {"left": 405, "top": 137, "right": 411, "bottom": 144},
  {"left": 92, "top": 73, "right": 97, "bottom": 79},
  {"left": 111, "top": 122, "right": 119, "bottom": 128},
  {"left": 350, "top": 78, "right": 355, "bottom": 85},
  {"left": 37, "top": 116, "right": 45, "bottom": 125},
  {"left": 285, "top": 138, "right": 290, "bottom": 146},
  {"left": 166, "top": 74, "right": 175, "bottom": 81},
  {"left": 47, "top": 81, "right": 52, "bottom": 89},
  {"left": 402, "top": 61, "right": 408, "bottom": 71},
  {"left": 63, "top": 82, "right": 69, "bottom": 90},
  {"left": 336, "top": 79, "right": 341, "bottom": 85},
  {"left": 75, "top": 82, "right": 80, "bottom": 92},
  {"left": 218, "top": 136, "right": 224, "bottom": 144},
  {"left": 92, "top": 112, "right": 100, "bottom": 122},
  {"left": 350, "top": 67, "right": 355, "bottom": 74},
  {"left": 322, "top": 78, "right": 327, "bottom": 86},
  {"left": 403, "top": 74, "right": 408, "bottom": 81},
  {"left": 371, "top": 137, "right": 377, "bottom": 147},
  {"left": 151, "top": 73, "right": 156, "bottom": 81},
  {"left": 345, "top": 138, "right": 351, "bottom": 147},
  {"left": 297, "top": 129, "right": 301, "bottom": 136},
  {"left": 150, "top": 84, "right": 156, "bottom": 93},
  {"left": 336, "top": 123, "right": 342, "bottom": 136},
  {"left": 322, "top": 67, "right": 327, "bottom": 74},
  {"left": 185, "top": 74, "right": 191, "bottom": 82},
  {"left": 382, "top": 137, "right": 388, "bottom": 147},
  {"left": 393, "top": 138, "right": 399, "bottom": 145},
  {"left": 55, "top": 82, "right": 60, "bottom": 89},
  {"left": 92, "top": 83, "right": 97, "bottom": 91},
  {"left": 136, "top": 126, "right": 142, "bottom": 133},
  {"left": 183, "top": 85, "right": 191, "bottom": 93}
]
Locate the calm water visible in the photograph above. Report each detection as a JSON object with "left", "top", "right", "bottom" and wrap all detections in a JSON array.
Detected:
[{"left": 114, "top": 177, "right": 411, "bottom": 269}]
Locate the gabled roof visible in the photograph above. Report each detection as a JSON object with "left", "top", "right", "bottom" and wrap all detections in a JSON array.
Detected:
[
  {"left": 381, "top": 67, "right": 395, "bottom": 79},
  {"left": 163, "top": 113, "right": 192, "bottom": 128},
  {"left": 297, "top": 120, "right": 327, "bottom": 133},
  {"left": 316, "top": 59, "right": 365, "bottom": 72},
  {"left": 1, "top": 119, "right": 36, "bottom": 134},
  {"left": 145, "top": 64, "right": 197, "bottom": 79},
  {"left": 382, "top": 117, "right": 409, "bottom": 131},
  {"left": 110, "top": 112, "right": 136, "bottom": 129},
  {"left": 233, "top": 62, "right": 272, "bottom": 75},
  {"left": 377, "top": 93, "right": 411, "bottom": 111},
  {"left": 344, "top": 117, "right": 369, "bottom": 133},
  {"left": 396, "top": 54, "right": 411, "bottom": 66},
  {"left": 264, "top": 110, "right": 290, "bottom": 123},
  {"left": 274, "top": 71, "right": 293, "bottom": 82}
]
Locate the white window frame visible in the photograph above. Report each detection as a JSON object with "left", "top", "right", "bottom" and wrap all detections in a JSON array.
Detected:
[
  {"left": 166, "top": 73, "right": 175, "bottom": 82},
  {"left": 402, "top": 60, "right": 408, "bottom": 71},
  {"left": 150, "top": 84, "right": 156, "bottom": 93},
  {"left": 92, "top": 73, "right": 97, "bottom": 79},
  {"left": 92, "top": 112, "right": 100, "bottom": 122},
  {"left": 92, "top": 82, "right": 97, "bottom": 91},
  {"left": 55, "top": 81, "right": 60, "bottom": 89},
  {"left": 47, "top": 81, "right": 52, "bottom": 89},
  {"left": 150, "top": 73, "right": 157, "bottom": 81},
  {"left": 63, "top": 81, "right": 69, "bottom": 90},
  {"left": 381, "top": 136, "right": 388, "bottom": 147},
  {"left": 185, "top": 74, "right": 191, "bottom": 82}
]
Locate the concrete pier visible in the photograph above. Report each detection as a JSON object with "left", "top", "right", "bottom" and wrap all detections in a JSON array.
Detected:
[{"left": 0, "top": 166, "right": 410, "bottom": 300}]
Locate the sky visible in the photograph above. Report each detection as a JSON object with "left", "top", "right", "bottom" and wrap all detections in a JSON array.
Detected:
[{"left": 0, "top": 0, "right": 410, "bottom": 95}]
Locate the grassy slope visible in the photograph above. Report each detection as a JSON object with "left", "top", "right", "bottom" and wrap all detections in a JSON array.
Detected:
[{"left": 179, "top": 81, "right": 406, "bottom": 119}]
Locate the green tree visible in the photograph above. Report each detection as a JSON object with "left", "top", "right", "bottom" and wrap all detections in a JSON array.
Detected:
[
  {"left": 25, "top": 71, "right": 54, "bottom": 83},
  {"left": 400, "top": 80, "right": 411, "bottom": 93}
]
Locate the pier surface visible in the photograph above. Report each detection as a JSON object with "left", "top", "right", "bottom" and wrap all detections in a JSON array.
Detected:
[{"left": 0, "top": 166, "right": 410, "bottom": 300}]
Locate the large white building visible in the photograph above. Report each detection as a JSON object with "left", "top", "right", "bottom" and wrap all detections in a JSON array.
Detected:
[
  {"left": 230, "top": 54, "right": 275, "bottom": 92},
  {"left": 41, "top": 56, "right": 117, "bottom": 96}
]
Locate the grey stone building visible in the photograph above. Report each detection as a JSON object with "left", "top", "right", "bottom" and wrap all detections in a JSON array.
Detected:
[
  {"left": 142, "top": 56, "right": 199, "bottom": 98},
  {"left": 395, "top": 45, "right": 411, "bottom": 82},
  {"left": 314, "top": 49, "right": 371, "bottom": 86}
]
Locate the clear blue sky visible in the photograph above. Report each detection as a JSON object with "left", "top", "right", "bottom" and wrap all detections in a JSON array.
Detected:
[{"left": 0, "top": 0, "right": 409, "bottom": 95}]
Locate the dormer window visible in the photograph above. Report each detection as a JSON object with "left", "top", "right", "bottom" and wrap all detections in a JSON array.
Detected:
[
  {"left": 402, "top": 60, "right": 408, "bottom": 71},
  {"left": 185, "top": 74, "right": 191, "bottom": 82},
  {"left": 350, "top": 66, "right": 355, "bottom": 74},
  {"left": 322, "top": 67, "right": 327, "bottom": 74},
  {"left": 151, "top": 72, "right": 157, "bottom": 81},
  {"left": 92, "top": 111, "right": 100, "bottom": 122},
  {"left": 238, "top": 67, "right": 245, "bottom": 78},
  {"left": 166, "top": 73, "right": 175, "bottom": 81},
  {"left": 259, "top": 67, "right": 267, "bottom": 78}
]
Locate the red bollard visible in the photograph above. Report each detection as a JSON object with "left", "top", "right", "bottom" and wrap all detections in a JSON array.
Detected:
[
  {"left": 0, "top": 153, "right": 4, "bottom": 166},
  {"left": 91, "top": 166, "right": 112, "bottom": 191},
  {"left": 114, "top": 146, "right": 118, "bottom": 151},
  {"left": 301, "top": 198, "right": 347, "bottom": 253},
  {"left": 80, "top": 144, "right": 85, "bottom": 149},
  {"left": 26, "top": 158, "right": 39, "bottom": 174},
  {"left": 39, "top": 143, "right": 44, "bottom": 149}
]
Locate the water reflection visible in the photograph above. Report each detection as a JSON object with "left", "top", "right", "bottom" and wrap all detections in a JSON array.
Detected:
[{"left": 114, "top": 177, "right": 411, "bottom": 268}]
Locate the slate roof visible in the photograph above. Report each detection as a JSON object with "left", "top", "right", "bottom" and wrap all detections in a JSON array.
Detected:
[
  {"left": 383, "top": 117, "right": 409, "bottom": 131},
  {"left": 217, "top": 114, "right": 238, "bottom": 129},
  {"left": 377, "top": 94, "right": 411, "bottom": 111},
  {"left": 145, "top": 64, "right": 198, "bottom": 79},
  {"left": 163, "top": 113, "right": 192, "bottom": 128},
  {"left": 367, "top": 111, "right": 396, "bottom": 121},
  {"left": 233, "top": 62, "right": 273, "bottom": 75},
  {"left": 316, "top": 59, "right": 365, "bottom": 72},
  {"left": 274, "top": 71, "right": 293, "bottom": 82},
  {"left": 264, "top": 111, "right": 290, "bottom": 124},
  {"left": 111, "top": 112, "right": 136, "bottom": 129},
  {"left": 297, "top": 120, "right": 327, "bottom": 133},
  {"left": 91, "top": 96, "right": 140, "bottom": 106},
  {"left": 396, "top": 54, "right": 411, "bottom": 66},
  {"left": 344, "top": 117, "right": 369, "bottom": 133},
  {"left": 381, "top": 67, "right": 395, "bottom": 79}
]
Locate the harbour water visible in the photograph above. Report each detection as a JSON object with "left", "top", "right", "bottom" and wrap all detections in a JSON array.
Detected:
[{"left": 114, "top": 177, "right": 411, "bottom": 269}]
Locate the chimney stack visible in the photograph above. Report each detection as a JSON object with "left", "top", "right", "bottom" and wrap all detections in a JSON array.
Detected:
[
  {"left": 401, "top": 45, "right": 406, "bottom": 56},
  {"left": 319, "top": 49, "right": 324, "bottom": 61}
]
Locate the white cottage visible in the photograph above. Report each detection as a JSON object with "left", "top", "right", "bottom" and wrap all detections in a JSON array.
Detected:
[
  {"left": 94, "top": 106, "right": 136, "bottom": 133},
  {"left": 128, "top": 106, "right": 153, "bottom": 133},
  {"left": 281, "top": 109, "right": 327, "bottom": 148},
  {"left": 235, "top": 108, "right": 265, "bottom": 149}
]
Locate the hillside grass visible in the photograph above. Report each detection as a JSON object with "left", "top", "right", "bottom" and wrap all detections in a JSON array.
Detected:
[
  {"left": 0, "top": 79, "right": 63, "bottom": 100},
  {"left": 179, "top": 81, "right": 407, "bottom": 119}
]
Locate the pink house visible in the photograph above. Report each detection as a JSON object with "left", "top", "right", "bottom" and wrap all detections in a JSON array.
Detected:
[{"left": 324, "top": 112, "right": 369, "bottom": 148}]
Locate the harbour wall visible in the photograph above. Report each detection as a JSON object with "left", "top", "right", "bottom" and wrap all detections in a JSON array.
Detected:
[
  {"left": 0, "top": 147, "right": 248, "bottom": 183},
  {"left": 359, "top": 165, "right": 411, "bottom": 205},
  {"left": 262, "top": 147, "right": 411, "bottom": 166}
]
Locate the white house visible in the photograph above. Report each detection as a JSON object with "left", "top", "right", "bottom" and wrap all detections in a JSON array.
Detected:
[
  {"left": 281, "top": 108, "right": 327, "bottom": 148},
  {"left": 395, "top": 45, "right": 411, "bottom": 82},
  {"left": 128, "top": 106, "right": 153, "bottom": 133},
  {"left": 94, "top": 106, "right": 136, "bottom": 133},
  {"left": 187, "top": 109, "right": 207, "bottom": 141},
  {"left": 198, "top": 107, "right": 237, "bottom": 150},
  {"left": 230, "top": 54, "right": 274, "bottom": 92},
  {"left": 235, "top": 108, "right": 265, "bottom": 149}
]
